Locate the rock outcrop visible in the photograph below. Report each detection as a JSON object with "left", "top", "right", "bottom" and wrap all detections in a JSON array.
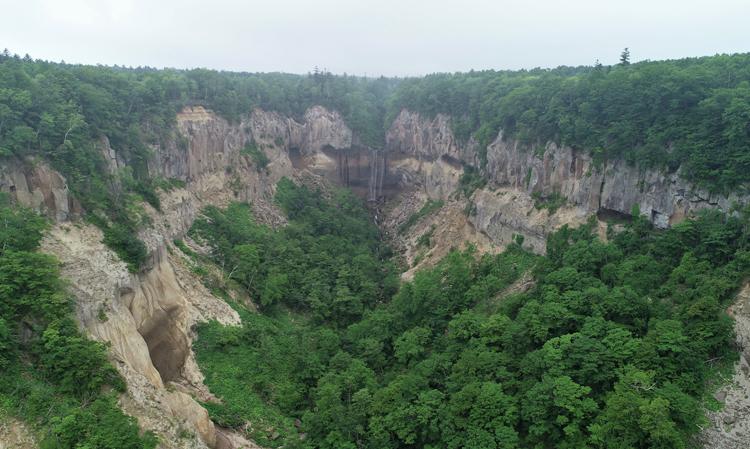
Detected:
[
  {"left": 0, "top": 157, "right": 78, "bottom": 221},
  {"left": 7, "top": 102, "right": 750, "bottom": 448},
  {"left": 384, "top": 109, "right": 750, "bottom": 255},
  {"left": 698, "top": 279, "right": 750, "bottom": 448}
]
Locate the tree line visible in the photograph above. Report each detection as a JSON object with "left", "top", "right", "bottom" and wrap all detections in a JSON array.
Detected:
[
  {"left": 0, "top": 49, "right": 400, "bottom": 271},
  {"left": 386, "top": 52, "right": 750, "bottom": 191}
]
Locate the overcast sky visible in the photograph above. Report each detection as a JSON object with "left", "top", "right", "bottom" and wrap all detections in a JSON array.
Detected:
[{"left": 2, "top": 0, "right": 749, "bottom": 77}]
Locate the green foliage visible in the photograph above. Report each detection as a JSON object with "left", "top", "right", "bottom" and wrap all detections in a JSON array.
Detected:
[
  {"left": 3, "top": 55, "right": 398, "bottom": 153},
  {"left": 6, "top": 49, "right": 749, "bottom": 449},
  {"left": 387, "top": 53, "right": 750, "bottom": 190},
  {"left": 0, "top": 199, "right": 156, "bottom": 449},
  {"left": 398, "top": 199, "right": 444, "bottom": 235},
  {"left": 0, "top": 193, "right": 49, "bottom": 253},
  {"left": 0, "top": 57, "right": 164, "bottom": 270},
  {"left": 98, "top": 307, "right": 109, "bottom": 322},
  {"left": 461, "top": 202, "right": 477, "bottom": 217},
  {"left": 457, "top": 164, "right": 487, "bottom": 198},
  {"left": 189, "top": 178, "right": 387, "bottom": 325},
  {"left": 532, "top": 188, "right": 567, "bottom": 215},
  {"left": 154, "top": 176, "right": 187, "bottom": 191},
  {"left": 0, "top": 54, "right": 401, "bottom": 272},
  {"left": 240, "top": 140, "right": 270, "bottom": 173},
  {"left": 89, "top": 216, "right": 149, "bottom": 273},
  {"left": 172, "top": 237, "right": 198, "bottom": 258},
  {"left": 0, "top": 251, "right": 67, "bottom": 322},
  {"left": 193, "top": 180, "right": 744, "bottom": 448},
  {"left": 416, "top": 225, "right": 435, "bottom": 249},
  {"left": 194, "top": 313, "right": 319, "bottom": 446}
]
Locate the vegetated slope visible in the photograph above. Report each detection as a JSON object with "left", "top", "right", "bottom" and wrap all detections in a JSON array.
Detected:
[
  {"left": 0, "top": 52, "right": 398, "bottom": 272},
  {"left": 0, "top": 194, "right": 158, "bottom": 449},
  {"left": 188, "top": 174, "right": 747, "bottom": 449},
  {"left": 4, "top": 50, "right": 750, "bottom": 273},
  {"left": 3, "top": 48, "right": 750, "bottom": 448},
  {"left": 386, "top": 52, "right": 750, "bottom": 191}
]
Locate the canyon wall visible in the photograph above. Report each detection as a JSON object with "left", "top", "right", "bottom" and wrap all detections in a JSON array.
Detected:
[
  {"left": 2, "top": 105, "right": 370, "bottom": 448},
  {"left": 5, "top": 104, "right": 750, "bottom": 447},
  {"left": 385, "top": 108, "right": 750, "bottom": 253},
  {"left": 0, "top": 157, "right": 79, "bottom": 221}
]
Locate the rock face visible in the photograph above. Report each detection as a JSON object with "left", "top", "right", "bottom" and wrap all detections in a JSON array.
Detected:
[
  {"left": 0, "top": 157, "right": 77, "bottom": 221},
  {"left": 0, "top": 105, "right": 333, "bottom": 446},
  {"left": 6, "top": 102, "right": 750, "bottom": 448},
  {"left": 698, "top": 280, "right": 750, "bottom": 448},
  {"left": 384, "top": 109, "right": 750, "bottom": 254}
]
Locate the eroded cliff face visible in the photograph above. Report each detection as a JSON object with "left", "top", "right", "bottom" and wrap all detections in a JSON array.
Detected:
[
  {"left": 0, "top": 157, "right": 80, "bottom": 222},
  {"left": 698, "top": 279, "right": 750, "bottom": 448},
  {"left": 384, "top": 109, "right": 750, "bottom": 256},
  {"left": 7, "top": 103, "right": 750, "bottom": 448},
  {"left": 3, "top": 105, "right": 369, "bottom": 449}
]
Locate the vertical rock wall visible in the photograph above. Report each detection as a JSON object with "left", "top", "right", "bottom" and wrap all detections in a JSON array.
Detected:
[
  {"left": 0, "top": 157, "right": 77, "bottom": 221},
  {"left": 385, "top": 108, "right": 750, "bottom": 253}
]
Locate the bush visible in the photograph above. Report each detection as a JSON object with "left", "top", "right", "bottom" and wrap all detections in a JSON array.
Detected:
[
  {"left": 240, "top": 140, "right": 270, "bottom": 173},
  {"left": 96, "top": 220, "right": 149, "bottom": 272}
]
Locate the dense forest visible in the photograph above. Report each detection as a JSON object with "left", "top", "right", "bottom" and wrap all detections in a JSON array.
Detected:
[
  {"left": 386, "top": 52, "right": 750, "bottom": 190},
  {"left": 185, "top": 181, "right": 746, "bottom": 448},
  {"left": 0, "top": 49, "right": 399, "bottom": 271},
  {"left": 3, "top": 49, "right": 750, "bottom": 448}
]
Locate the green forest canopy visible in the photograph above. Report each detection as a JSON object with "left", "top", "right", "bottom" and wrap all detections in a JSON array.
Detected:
[
  {"left": 0, "top": 49, "right": 399, "bottom": 271},
  {"left": 385, "top": 53, "right": 750, "bottom": 191},
  {"left": 186, "top": 178, "right": 749, "bottom": 449},
  {"left": 4, "top": 49, "right": 750, "bottom": 196},
  {"left": 3, "top": 47, "right": 750, "bottom": 447}
]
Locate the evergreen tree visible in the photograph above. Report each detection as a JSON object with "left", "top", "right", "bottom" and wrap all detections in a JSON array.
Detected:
[{"left": 619, "top": 47, "right": 631, "bottom": 66}]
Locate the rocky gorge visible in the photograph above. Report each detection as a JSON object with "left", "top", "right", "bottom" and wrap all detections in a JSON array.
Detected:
[{"left": 2, "top": 104, "right": 750, "bottom": 448}]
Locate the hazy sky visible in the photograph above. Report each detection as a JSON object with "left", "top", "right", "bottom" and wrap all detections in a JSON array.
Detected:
[{"left": 2, "top": 0, "right": 749, "bottom": 77}]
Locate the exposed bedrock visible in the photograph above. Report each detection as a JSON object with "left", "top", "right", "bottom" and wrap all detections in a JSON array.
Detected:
[
  {"left": 384, "top": 108, "right": 750, "bottom": 253},
  {"left": 8, "top": 103, "right": 750, "bottom": 448},
  {"left": 0, "top": 157, "right": 80, "bottom": 221}
]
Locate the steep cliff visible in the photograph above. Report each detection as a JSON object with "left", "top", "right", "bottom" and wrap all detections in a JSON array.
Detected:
[
  {"left": 1, "top": 105, "right": 370, "bottom": 449},
  {"left": 5, "top": 103, "right": 750, "bottom": 448},
  {"left": 384, "top": 109, "right": 750, "bottom": 257},
  {"left": 0, "top": 157, "right": 80, "bottom": 222}
]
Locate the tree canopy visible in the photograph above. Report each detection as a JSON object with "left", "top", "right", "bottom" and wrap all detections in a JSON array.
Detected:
[
  {"left": 190, "top": 179, "right": 747, "bottom": 448},
  {"left": 386, "top": 52, "right": 750, "bottom": 190}
]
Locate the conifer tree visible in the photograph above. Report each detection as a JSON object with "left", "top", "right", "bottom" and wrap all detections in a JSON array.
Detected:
[{"left": 619, "top": 47, "right": 631, "bottom": 67}]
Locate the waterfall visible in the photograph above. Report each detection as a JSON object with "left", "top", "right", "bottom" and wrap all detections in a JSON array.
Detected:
[
  {"left": 367, "top": 150, "right": 386, "bottom": 201},
  {"left": 378, "top": 151, "right": 386, "bottom": 200},
  {"left": 368, "top": 150, "right": 378, "bottom": 201}
]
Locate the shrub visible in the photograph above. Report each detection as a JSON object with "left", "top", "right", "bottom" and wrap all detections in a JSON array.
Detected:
[{"left": 240, "top": 140, "right": 270, "bottom": 173}]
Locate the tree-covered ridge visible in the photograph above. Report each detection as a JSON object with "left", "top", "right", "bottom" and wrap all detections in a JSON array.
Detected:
[
  {"left": 0, "top": 50, "right": 399, "bottom": 157},
  {"left": 191, "top": 174, "right": 746, "bottom": 449},
  {"left": 387, "top": 53, "right": 750, "bottom": 190},
  {"left": 0, "top": 49, "right": 400, "bottom": 271},
  {"left": 0, "top": 195, "right": 158, "bottom": 449}
]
